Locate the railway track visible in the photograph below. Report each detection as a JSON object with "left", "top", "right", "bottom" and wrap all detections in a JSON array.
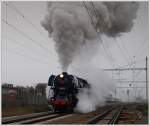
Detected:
[
  {"left": 2, "top": 111, "right": 51, "bottom": 124},
  {"left": 2, "top": 105, "right": 124, "bottom": 124},
  {"left": 38, "top": 105, "right": 123, "bottom": 124},
  {"left": 2, "top": 111, "right": 72, "bottom": 124},
  {"left": 87, "top": 105, "right": 124, "bottom": 124}
]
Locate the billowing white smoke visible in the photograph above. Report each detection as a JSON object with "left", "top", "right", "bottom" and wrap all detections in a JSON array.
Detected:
[
  {"left": 70, "top": 64, "right": 115, "bottom": 113},
  {"left": 41, "top": 2, "right": 139, "bottom": 71},
  {"left": 68, "top": 42, "right": 115, "bottom": 113},
  {"left": 42, "top": 2, "right": 139, "bottom": 113},
  {"left": 42, "top": 2, "right": 96, "bottom": 71}
]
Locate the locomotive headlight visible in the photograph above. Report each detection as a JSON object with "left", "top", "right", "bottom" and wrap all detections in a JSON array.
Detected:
[{"left": 60, "top": 74, "right": 64, "bottom": 78}]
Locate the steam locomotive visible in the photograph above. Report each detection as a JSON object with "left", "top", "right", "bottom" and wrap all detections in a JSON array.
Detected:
[{"left": 48, "top": 72, "right": 90, "bottom": 113}]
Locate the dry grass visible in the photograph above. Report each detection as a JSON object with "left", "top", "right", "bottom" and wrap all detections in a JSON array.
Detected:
[{"left": 2, "top": 105, "right": 49, "bottom": 117}]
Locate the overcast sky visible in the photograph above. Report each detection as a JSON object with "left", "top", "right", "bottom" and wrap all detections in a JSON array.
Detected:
[{"left": 1, "top": 1, "right": 148, "bottom": 100}]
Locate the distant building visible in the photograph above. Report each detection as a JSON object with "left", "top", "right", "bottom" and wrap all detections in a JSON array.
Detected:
[
  {"left": 35, "top": 83, "right": 47, "bottom": 96},
  {"left": 2, "top": 83, "right": 48, "bottom": 108},
  {"left": 2, "top": 83, "right": 17, "bottom": 98},
  {"left": 2, "top": 83, "right": 17, "bottom": 107}
]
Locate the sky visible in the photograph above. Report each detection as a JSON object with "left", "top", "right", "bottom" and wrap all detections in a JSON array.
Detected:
[{"left": 1, "top": 1, "right": 149, "bottom": 100}]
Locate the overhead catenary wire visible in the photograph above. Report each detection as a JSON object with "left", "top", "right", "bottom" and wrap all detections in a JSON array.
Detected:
[
  {"left": 2, "top": 4, "right": 59, "bottom": 69},
  {"left": 2, "top": 19, "right": 54, "bottom": 57},
  {"left": 82, "top": 1, "right": 95, "bottom": 27},
  {"left": 113, "top": 57, "right": 145, "bottom": 85},
  {"left": 4, "top": 48, "right": 51, "bottom": 65},
  {"left": 114, "top": 38, "right": 131, "bottom": 65},
  {"left": 101, "top": 35, "right": 116, "bottom": 62},
  {"left": 119, "top": 37, "right": 132, "bottom": 61},
  {"left": 90, "top": 1, "right": 143, "bottom": 70},
  {"left": 2, "top": 36, "right": 51, "bottom": 60},
  {"left": 115, "top": 39, "right": 130, "bottom": 64},
  {"left": 82, "top": 1, "right": 146, "bottom": 78},
  {"left": 82, "top": 1, "right": 115, "bottom": 68},
  {"left": 133, "top": 44, "right": 147, "bottom": 84},
  {"left": 90, "top": 2, "right": 106, "bottom": 31},
  {"left": 133, "top": 70, "right": 143, "bottom": 79},
  {"left": 117, "top": 38, "right": 143, "bottom": 79},
  {"left": 90, "top": 2, "right": 116, "bottom": 68},
  {"left": 85, "top": 2, "right": 147, "bottom": 98},
  {"left": 136, "top": 44, "right": 148, "bottom": 58},
  {"left": 90, "top": 1, "right": 147, "bottom": 77},
  {"left": 4, "top": 1, "right": 50, "bottom": 42},
  {"left": 4, "top": 1, "right": 56, "bottom": 57},
  {"left": 107, "top": 58, "right": 144, "bottom": 77},
  {"left": 117, "top": 58, "right": 145, "bottom": 69},
  {"left": 134, "top": 40, "right": 146, "bottom": 57},
  {"left": 98, "top": 35, "right": 115, "bottom": 68}
]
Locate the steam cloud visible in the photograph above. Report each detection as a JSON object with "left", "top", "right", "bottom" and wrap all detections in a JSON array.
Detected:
[
  {"left": 69, "top": 62, "right": 115, "bottom": 113},
  {"left": 67, "top": 42, "right": 115, "bottom": 113},
  {"left": 42, "top": 2, "right": 139, "bottom": 113},
  {"left": 41, "top": 2, "right": 139, "bottom": 71}
]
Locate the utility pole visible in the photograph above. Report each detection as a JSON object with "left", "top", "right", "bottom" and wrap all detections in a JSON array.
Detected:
[
  {"left": 118, "top": 71, "right": 121, "bottom": 86},
  {"left": 133, "top": 56, "right": 136, "bottom": 100},
  {"left": 146, "top": 56, "right": 148, "bottom": 102},
  {"left": 115, "top": 88, "right": 116, "bottom": 99},
  {"left": 127, "top": 89, "right": 129, "bottom": 103}
]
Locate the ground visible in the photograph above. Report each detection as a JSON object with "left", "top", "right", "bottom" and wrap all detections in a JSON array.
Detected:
[{"left": 2, "top": 105, "right": 49, "bottom": 117}]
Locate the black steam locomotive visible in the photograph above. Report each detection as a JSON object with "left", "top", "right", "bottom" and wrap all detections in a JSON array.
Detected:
[{"left": 48, "top": 72, "right": 90, "bottom": 112}]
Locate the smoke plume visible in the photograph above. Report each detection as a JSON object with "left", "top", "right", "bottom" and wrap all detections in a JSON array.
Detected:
[
  {"left": 41, "top": 2, "right": 139, "bottom": 71},
  {"left": 70, "top": 63, "right": 115, "bottom": 113},
  {"left": 67, "top": 42, "right": 115, "bottom": 113},
  {"left": 42, "top": 2, "right": 139, "bottom": 113}
]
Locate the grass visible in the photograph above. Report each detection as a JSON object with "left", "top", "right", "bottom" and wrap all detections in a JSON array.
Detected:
[
  {"left": 143, "top": 104, "right": 148, "bottom": 116},
  {"left": 2, "top": 105, "right": 49, "bottom": 117}
]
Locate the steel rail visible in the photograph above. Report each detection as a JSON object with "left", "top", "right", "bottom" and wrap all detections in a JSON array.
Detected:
[
  {"left": 108, "top": 106, "right": 124, "bottom": 124},
  {"left": 10, "top": 113, "right": 68, "bottom": 124},
  {"left": 2, "top": 111, "right": 51, "bottom": 124},
  {"left": 38, "top": 114, "right": 75, "bottom": 124},
  {"left": 87, "top": 106, "right": 116, "bottom": 124}
]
